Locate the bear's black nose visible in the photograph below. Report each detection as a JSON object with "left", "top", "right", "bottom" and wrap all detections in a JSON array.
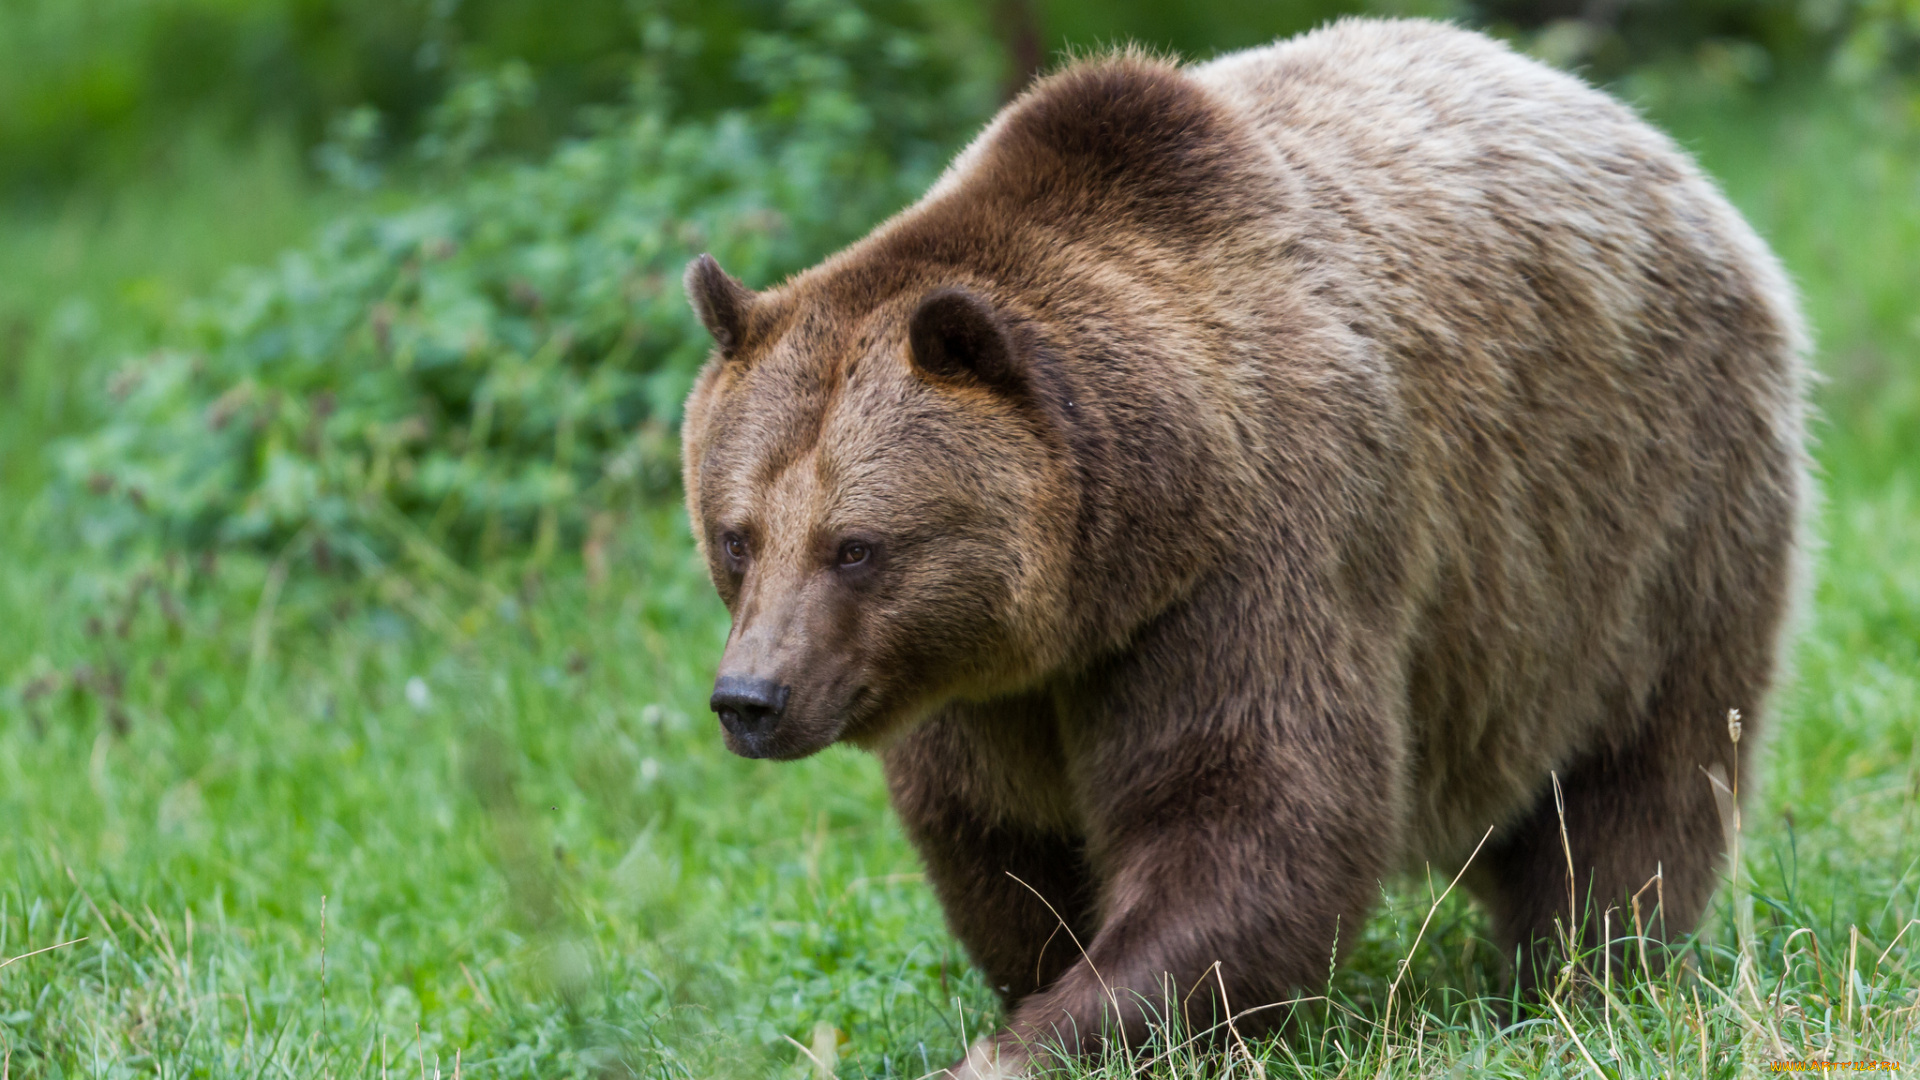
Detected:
[{"left": 710, "top": 675, "right": 791, "bottom": 736}]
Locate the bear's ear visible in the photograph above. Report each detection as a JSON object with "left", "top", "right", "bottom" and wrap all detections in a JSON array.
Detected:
[
  {"left": 907, "top": 288, "right": 1022, "bottom": 392},
  {"left": 685, "top": 253, "right": 756, "bottom": 358}
]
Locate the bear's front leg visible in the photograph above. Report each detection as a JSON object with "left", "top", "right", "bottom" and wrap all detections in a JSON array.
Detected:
[
  {"left": 883, "top": 694, "right": 1099, "bottom": 1008},
  {"left": 954, "top": 581, "right": 1405, "bottom": 1077}
]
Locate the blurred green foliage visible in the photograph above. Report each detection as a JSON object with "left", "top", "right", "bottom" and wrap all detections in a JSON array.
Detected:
[
  {"left": 1027, "top": 0, "right": 1373, "bottom": 57},
  {"left": 5, "top": 0, "right": 1914, "bottom": 203},
  {"left": 1472, "top": 0, "right": 1920, "bottom": 86},
  {"left": 0, "top": 0, "right": 989, "bottom": 197}
]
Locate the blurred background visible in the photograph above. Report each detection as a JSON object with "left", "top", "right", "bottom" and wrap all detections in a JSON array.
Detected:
[{"left": 0, "top": 1, "right": 1915, "bottom": 1077}]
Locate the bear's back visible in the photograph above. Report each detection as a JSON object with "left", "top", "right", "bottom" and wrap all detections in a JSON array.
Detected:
[{"left": 1193, "top": 19, "right": 1806, "bottom": 381}]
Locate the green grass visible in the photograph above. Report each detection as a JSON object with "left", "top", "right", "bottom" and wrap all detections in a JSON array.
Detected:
[{"left": 3, "top": 83, "right": 1919, "bottom": 1077}]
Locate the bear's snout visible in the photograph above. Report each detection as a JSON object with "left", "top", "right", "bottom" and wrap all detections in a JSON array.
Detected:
[{"left": 710, "top": 675, "right": 790, "bottom": 756}]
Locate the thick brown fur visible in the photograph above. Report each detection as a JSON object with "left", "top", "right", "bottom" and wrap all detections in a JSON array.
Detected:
[{"left": 679, "top": 19, "right": 1810, "bottom": 1076}]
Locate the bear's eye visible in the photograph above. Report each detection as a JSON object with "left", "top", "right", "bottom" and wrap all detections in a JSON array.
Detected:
[
  {"left": 722, "top": 534, "right": 748, "bottom": 564},
  {"left": 837, "top": 541, "right": 871, "bottom": 568}
]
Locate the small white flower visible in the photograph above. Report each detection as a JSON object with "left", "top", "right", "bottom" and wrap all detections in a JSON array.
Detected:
[
  {"left": 639, "top": 757, "right": 660, "bottom": 784},
  {"left": 405, "top": 676, "right": 432, "bottom": 711}
]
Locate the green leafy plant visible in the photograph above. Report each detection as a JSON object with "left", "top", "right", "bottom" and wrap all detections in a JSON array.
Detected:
[{"left": 1468, "top": 0, "right": 1920, "bottom": 87}]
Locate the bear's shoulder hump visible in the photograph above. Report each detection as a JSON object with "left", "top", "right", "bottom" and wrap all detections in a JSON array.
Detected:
[{"left": 990, "top": 53, "right": 1243, "bottom": 201}]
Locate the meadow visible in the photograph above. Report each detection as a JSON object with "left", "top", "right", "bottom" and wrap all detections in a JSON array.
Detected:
[{"left": 2, "top": 27, "right": 1919, "bottom": 1080}]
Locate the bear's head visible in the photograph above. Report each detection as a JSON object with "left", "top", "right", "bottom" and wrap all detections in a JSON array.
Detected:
[
  {"left": 678, "top": 254, "right": 1080, "bottom": 760},
  {"left": 675, "top": 55, "right": 1262, "bottom": 758}
]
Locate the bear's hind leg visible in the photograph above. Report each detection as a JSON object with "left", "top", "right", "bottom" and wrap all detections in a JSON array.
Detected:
[{"left": 1476, "top": 658, "right": 1766, "bottom": 995}]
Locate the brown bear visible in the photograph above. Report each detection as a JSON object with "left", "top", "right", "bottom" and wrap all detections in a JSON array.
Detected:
[{"left": 679, "top": 17, "right": 1809, "bottom": 1077}]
